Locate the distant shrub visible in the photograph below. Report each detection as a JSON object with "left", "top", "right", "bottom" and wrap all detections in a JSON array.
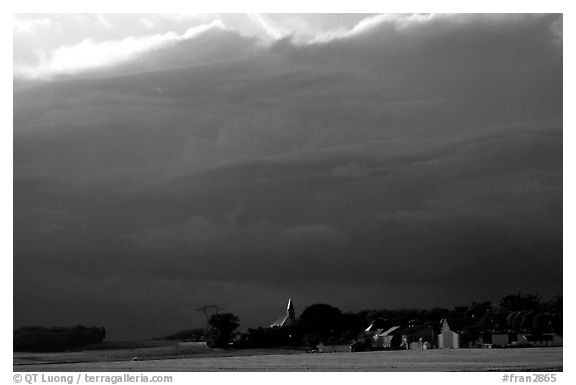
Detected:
[{"left": 14, "top": 325, "right": 106, "bottom": 352}]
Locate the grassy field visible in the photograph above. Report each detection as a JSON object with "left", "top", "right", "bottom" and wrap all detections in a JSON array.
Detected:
[{"left": 14, "top": 346, "right": 562, "bottom": 372}]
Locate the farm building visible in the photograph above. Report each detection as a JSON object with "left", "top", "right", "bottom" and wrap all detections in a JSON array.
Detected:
[
  {"left": 270, "top": 298, "right": 296, "bottom": 328},
  {"left": 400, "top": 324, "right": 438, "bottom": 349},
  {"left": 372, "top": 326, "right": 402, "bottom": 348},
  {"left": 509, "top": 332, "right": 563, "bottom": 347},
  {"left": 437, "top": 319, "right": 460, "bottom": 349},
  {"left": 370, "top": 323, "right": 438, "bottom": 349},
  {"left": 364, "top": 318, "right": 392, "bottom": 333},
  {"left": 478, "top": 331, "right": 563, "bottom": 347},
  {"left": 491, "top": 333, "right": 510, "bottom": 346},
  {"left": 520, "top": 333, "right": 563, "bottom": 347}
]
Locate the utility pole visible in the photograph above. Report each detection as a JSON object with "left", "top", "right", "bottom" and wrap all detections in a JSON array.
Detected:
[{"left": 196, "top": 305, "right": 224, "bottom": 328}]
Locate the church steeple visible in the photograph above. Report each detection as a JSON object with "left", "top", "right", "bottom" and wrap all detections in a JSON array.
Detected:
[
  {"left": 287, "top": 298, "right": 296, "bottom": 322},
  {"left": 270, "top": 298, "right": 296, "bottom": 328}
]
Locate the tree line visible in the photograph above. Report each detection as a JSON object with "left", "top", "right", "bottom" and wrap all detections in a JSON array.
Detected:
[
  {"left": 195, "top": 293, "right": 562, "bottom": 349},
  {"left": 14, "top": 293, "right": 561, "bottom": 351},
  {"left": 13, "top": 325, "right": 106, "bottom": 352}
]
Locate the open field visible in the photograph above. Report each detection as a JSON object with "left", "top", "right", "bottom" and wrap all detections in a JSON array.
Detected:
[
  {"left": 14, "top": 347, "right": 562, "bottom": 372},
  {"left": 14, "top": 341, "right": 305, "bottom": 367}
]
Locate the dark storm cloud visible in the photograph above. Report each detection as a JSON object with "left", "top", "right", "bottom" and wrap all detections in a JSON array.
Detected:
[{"left": 14, "top": 14, "right": 562, "bottom": 339}]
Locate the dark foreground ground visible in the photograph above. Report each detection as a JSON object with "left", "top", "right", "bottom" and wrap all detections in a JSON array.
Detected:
[{"left": 14, "top": 345, "right": 562, "bottom": 372}]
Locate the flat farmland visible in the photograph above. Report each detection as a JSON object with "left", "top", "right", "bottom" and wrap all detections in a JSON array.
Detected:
[{"left": 15, "top": 347, "right": 562, "bottom": 372}]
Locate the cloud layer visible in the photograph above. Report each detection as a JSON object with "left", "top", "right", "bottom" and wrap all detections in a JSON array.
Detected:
[{"left": 13, "top": 14, "right": 562, "bottom": 339}]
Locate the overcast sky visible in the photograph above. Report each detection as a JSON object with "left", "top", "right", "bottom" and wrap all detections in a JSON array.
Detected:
[{"left": 13, "top": 13, "right": 562, "bottom": 339}]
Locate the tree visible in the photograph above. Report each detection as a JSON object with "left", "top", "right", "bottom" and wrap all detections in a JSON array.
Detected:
[
  {"left": 509, "top": 311, "right": 526, "bottom": 330},
  {"left": 302, "top": 333, "right": 322, "bottom": 348},
  {"left": 206, "top": 313, "right": 240, "bottom": 348},
  {"left": 542, "top": 295, "right": 562, "bottom": 314},
  {"left": 499, "top": 293, "right": 540, "bottom": 312},
  {"left": 532, "top": 313, "right": 553, "bottom": 333},
  {"left": 14, "top": 325, "right": 106, "bottom": 352},
  {"left": 466, "top": 302, "right": 492, "bottom": 320},
  {"left": 299, "top": 304, "right": 344, "bottom": 339}
]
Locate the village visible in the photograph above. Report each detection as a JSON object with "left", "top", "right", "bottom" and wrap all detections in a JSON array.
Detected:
[
  {"left": 346, "top": 317, "right": 563, "bottom": 352},
  {"left": 258, "top": 295, "right": 563, "bottom": 353}
]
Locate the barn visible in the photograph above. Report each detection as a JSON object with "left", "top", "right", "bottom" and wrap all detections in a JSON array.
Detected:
[{"left": 437, "top": 319, "right": 460, "bottom": 349}]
